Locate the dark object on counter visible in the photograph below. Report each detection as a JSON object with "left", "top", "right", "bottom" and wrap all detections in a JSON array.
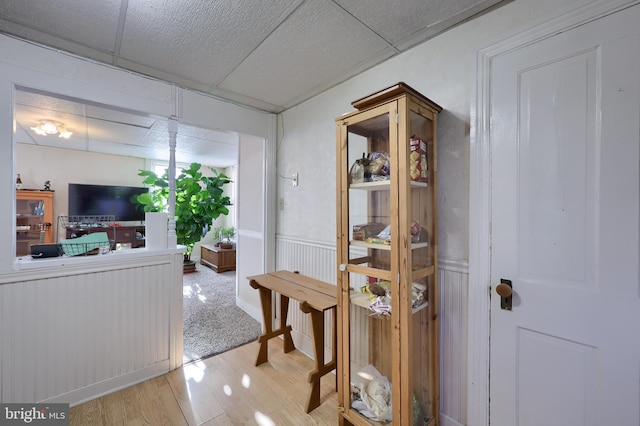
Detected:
[{"left": 30, "top": 243, "right": 63, "bottom": 258}]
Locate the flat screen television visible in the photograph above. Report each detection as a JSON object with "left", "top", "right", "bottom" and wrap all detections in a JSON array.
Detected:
[{"left": 68, "top": 183, "right": 148, "bottom": 222}]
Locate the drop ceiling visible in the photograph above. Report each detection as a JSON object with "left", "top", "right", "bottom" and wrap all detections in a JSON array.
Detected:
[
  {"left": 1, "top": 0, "right": 510, "bottom": 166},
  {"left": 14, "top": 88, "right": 240, "bottom": 168}
]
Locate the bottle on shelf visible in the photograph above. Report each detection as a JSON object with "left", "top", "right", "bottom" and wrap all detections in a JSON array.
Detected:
[{"left": 16, "top": 174, "right": 23, "bottom": 190}]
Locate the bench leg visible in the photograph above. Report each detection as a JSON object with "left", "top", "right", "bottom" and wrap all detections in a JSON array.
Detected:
[
  {"left": 255, "top": 286, "right": 273, "bottom": 366},
  {"left": 304, "top": 308, "right": 337, "bottom": 413},
  {"left": 306, "top": 308, "right": 324, "bottom": 413},
  {"left": 280, "top": 294, "right": 295, "bottom": 353}
]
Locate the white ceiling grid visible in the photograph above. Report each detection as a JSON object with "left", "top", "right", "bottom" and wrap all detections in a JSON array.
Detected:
[{"left": 0, "top": 0, "right": 509, "bottom": 165}]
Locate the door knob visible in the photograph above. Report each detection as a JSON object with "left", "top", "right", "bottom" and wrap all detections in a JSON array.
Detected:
[
  {"left": 496, "top": 279, "right": 512, "bottom": 311},
  {"left": 496, "top": 282, "right": 512, "bottom": 298}
]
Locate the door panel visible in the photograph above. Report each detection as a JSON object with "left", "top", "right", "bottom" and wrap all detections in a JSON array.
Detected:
[
  {"left": 490, "top": 5, "right": 640, "bottom": 425},
  {"left": 518, "top": 50, "right": 597, "bottom": 287},
  {"left": 517, "top": 329, "right": 597, "bottom": 426}
]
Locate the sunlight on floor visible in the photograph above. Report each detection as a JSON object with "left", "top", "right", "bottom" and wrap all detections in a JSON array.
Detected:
[
  {"left": 255, "top": 411, "right": 276, "bottom": 426},
  {"left": 183, "top": 359, "right": 207, "bottom": 383},
  {"left": 183, "top": 284, "right": 208, "bottom": 302}
]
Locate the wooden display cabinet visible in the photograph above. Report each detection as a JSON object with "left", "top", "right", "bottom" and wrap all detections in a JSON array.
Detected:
[
  {"left": 336, "top": 83, "right": 441, "bottom": 425},
  {"left": 16, "top": 190, "right": 54, "bottom": 257}
]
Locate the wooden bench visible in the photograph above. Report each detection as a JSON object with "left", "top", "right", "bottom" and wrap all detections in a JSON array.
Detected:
[{"left": 247, "top": 270, "right": 337, "bottom": 413}]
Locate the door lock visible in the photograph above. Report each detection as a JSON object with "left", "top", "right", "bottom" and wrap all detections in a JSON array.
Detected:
[{"left": 496, "top": 279, "right": 513, "bottom": 311}]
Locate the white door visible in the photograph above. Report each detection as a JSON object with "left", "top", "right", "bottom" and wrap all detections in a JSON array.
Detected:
[
  {"left": 236, "top": 133, "right": 268, "bottom": 309},
  {"left": 490, "top": 5, "right": 640, "bottom": 425}
]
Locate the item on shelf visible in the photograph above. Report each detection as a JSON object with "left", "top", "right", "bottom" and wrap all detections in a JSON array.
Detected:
[
  {"left": 16, "top": 174, "right": 22, "bottom": 190},
  {"left": 43, "top": 180, "right": 51, "bottom": 191},
  {"left": 349, "top": 157, "right": 366, "bottom": 183},
  {"left": 360, "top": 280, "right": 391, "bottom": 300},
  {"left": 350, "top": 365, "right": 393, "bottom": 422},
  {"left": 353, "top": 223, "right": 386, "bottom": 241},
  {"left": 366, "top": 152, "right": 390, "bottom": 178},
  {"left": 61, "top": 232, "right": 111, "bottom": 256},
  {"left": 361, "top": 281, "right": 427, "bottom": 314},
  {"left": 410, "top": 136, "right": 428, "bottom": 183},
  {"left": 365, "top": 224, "right": 391, "bottom": 245},
  {"left": 30, "top": 243, "right": 63, "bottom": 259},
  {"left": 411, "top": 282, "right": 427, "bottom": 308},
  {"left": 410, "top": 220, "right": 421, "bottom": 242}
]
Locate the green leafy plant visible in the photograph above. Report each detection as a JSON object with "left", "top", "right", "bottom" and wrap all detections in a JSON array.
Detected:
[{"left": 136, "top": 162, "right": 232, "bottom": 262}]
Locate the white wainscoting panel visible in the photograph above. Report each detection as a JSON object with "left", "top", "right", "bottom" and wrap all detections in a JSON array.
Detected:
[
  {"left": 0, "top": 251, "right": 183, "bottom": 405},
  {"left": 275, "top": 237, "right": 469, "bottom": 425},
  {"left": 439, "top": 257, "right": 469, "bottom": 426}
]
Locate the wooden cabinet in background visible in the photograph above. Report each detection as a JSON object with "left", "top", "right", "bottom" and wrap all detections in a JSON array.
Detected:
[
  {"left": 336, "top": 83, "right": 441, "bottom": 425},
  {"left": 16, "top": 190, "right": 54, "bottom": 257},
  {"left": 200, "top": 244, "right": 236, "bottom": 273}
]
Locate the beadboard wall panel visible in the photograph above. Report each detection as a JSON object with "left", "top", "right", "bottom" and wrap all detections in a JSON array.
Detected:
[
  {"left": 439, "top": 257, "right": 469, "bottom": 426},
  {"left": 275, "top": 236, "right": 469, "bottom": 425},
  {"left": 0, "top": 252, "right": 183, "bottom": 405}
]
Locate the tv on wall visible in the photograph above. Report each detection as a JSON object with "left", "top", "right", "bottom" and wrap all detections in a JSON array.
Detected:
[{"left": 68, "top": 183, "right": 148, "bottom": 222}]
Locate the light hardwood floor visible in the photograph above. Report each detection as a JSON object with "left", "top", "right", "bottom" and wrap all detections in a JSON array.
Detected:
[{"left": 70, "top": 339, "right": 338, "bottom": 425}]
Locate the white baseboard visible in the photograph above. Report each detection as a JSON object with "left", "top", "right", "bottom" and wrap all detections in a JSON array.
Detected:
[
  {"left": 46, "top": 361, "right": 171, "bottom": 407},
  {"left": 441, "top": 412, "right": 466, "bottom": 426},
  {"left": 236, "top": 296, "right": 263, "bottom": 324}
]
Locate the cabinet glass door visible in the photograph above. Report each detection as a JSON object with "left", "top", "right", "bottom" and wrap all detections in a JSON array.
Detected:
[
  {"left": 342, "top": 103, "right": 398, "bottom": 424},
  {"left": 404, "top": 105, "right": 438, "bottom": 424}
]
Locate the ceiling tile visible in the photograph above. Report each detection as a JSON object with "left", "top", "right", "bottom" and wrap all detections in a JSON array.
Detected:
[
  {"left": 218, "top": 0, "right": 391, "bottom": 108},
  {"left": 119, "top": 0, "right": 298, "bottom": 87},
  {"left": 334, "top": 0, "right": 488, "bottom": 46},
  {"left": 88, "top": 139, "right": 137, "bottom": 157},
  {"left": 86, "top": 117, "right": 151, "bottom": 143},
  {"left": 0, "top": 0, "right": 121, "bottom": 52},
  {"left": 85, "top": 105, "right": 156, "bottom": 128}
]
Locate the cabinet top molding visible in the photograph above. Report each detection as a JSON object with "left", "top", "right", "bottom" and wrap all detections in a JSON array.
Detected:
[{"left": 350, "top": 82, "right": 443, "bottom": 112}]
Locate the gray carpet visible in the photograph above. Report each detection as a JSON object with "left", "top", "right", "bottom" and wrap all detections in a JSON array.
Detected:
[{"left": 183, "top": 265, "right": 261, "bottom": 364}]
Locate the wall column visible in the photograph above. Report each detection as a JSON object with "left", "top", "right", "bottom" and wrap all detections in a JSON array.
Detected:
[{"left": 167, "top": 117, "right": 178, "bottom": 248}]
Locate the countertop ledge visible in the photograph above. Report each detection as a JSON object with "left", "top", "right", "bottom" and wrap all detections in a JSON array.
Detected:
[{"left": 1, "top": 246, "right": 186, "bottom": 284}]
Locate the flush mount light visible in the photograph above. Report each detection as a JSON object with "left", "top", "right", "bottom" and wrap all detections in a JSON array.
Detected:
[{"left": 30, "top": 120, "right": 73, "bottom": 139}]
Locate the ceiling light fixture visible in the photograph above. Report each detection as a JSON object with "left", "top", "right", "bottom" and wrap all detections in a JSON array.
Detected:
[{"left": 30, "top": 120, "right": 73, "bottom": 139}]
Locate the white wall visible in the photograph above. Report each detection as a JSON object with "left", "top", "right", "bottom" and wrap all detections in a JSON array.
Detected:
[
  {"left": 275, "top": 0, "right": 594, "bottom": 424},
  {"left": 277, "top": 0, "right": 588, "bottom": 261}
]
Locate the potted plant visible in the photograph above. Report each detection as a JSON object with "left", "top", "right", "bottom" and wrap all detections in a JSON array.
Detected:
[
  {"left": 213, "top": 225, "right": 235, "bottom": 249},
  {"left": 136, "top": 162, "right": 232, "bottom": 271}
]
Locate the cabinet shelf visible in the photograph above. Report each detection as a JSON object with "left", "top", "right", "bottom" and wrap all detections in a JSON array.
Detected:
[
  {"left": 350, "top": 291, "right": 430, "bottom": 314},
  {"left": 349, "top": 240, "right": 429, "bottom": 250},
  {"left": 349, "top": 180, "right": 428, "bottom": 191}
]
